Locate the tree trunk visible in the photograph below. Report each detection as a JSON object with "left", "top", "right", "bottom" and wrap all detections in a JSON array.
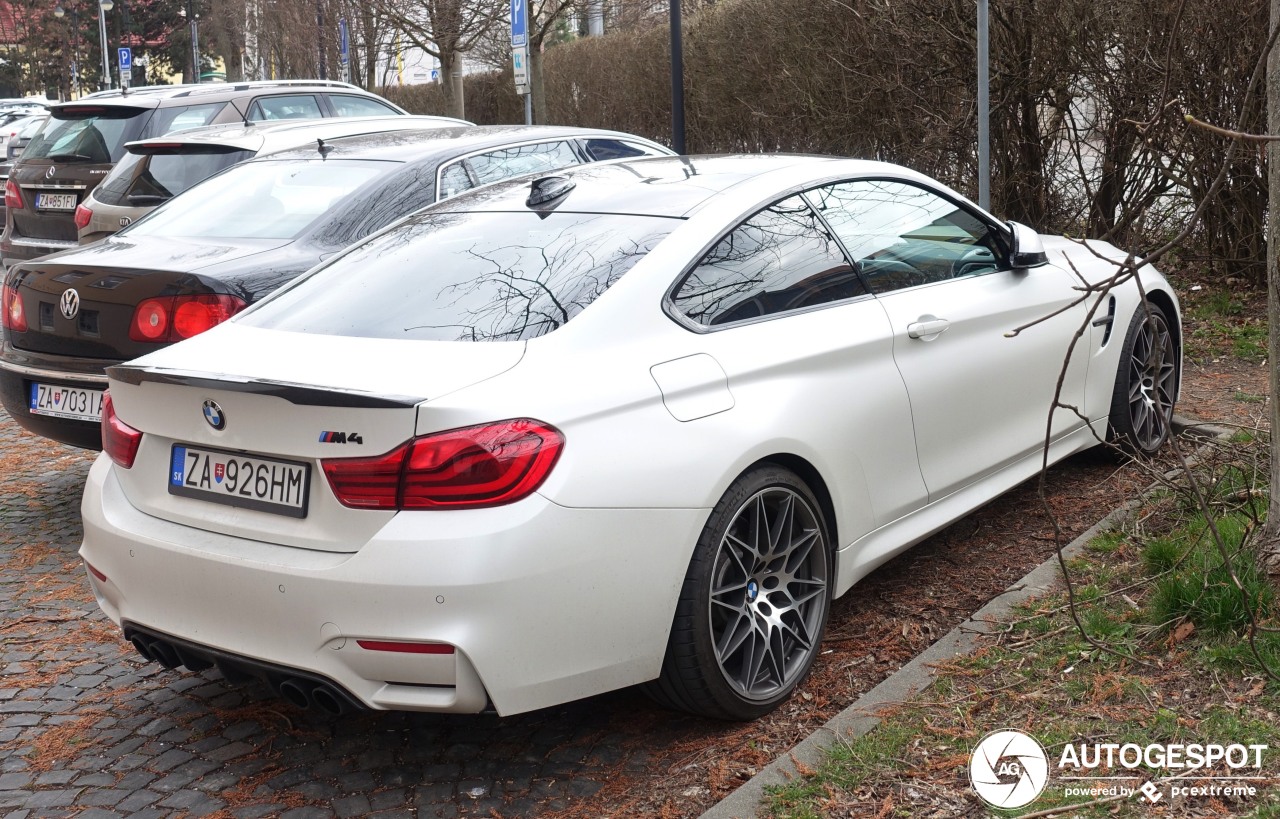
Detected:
[
  {"left": 1265, "top": 0, "right": 1280, "bottom": 570},
  {"left": 440, "top": 50, "right": 466, "bottom": 120},
  {"left": 530, "top": 45, "right": 546, "bottom": 125}
]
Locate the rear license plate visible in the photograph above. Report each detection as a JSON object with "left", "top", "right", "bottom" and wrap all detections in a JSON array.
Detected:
[
  {"left": 28, "top": 382, "right": 104, "bottom": 421},
  {"left": 168, "top": 445, "right": 310, "bottom": 518},
  {"left": 35, "top": 192, "right": 76, "bottom": 211}
]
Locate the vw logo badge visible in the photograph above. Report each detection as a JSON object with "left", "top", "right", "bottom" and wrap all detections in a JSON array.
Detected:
[
  {"left": 202, "top": 400, "right": 226, "bottom": 430},
  {"left": 58, "top": 288, "right": 80, "bottom": 320}
]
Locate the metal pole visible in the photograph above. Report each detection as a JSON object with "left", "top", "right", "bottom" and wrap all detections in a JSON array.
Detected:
[
  {"left": 977, "top": 0, "right": 990, "bottom": 210},
  {"left": 316, "top": 0, "right": 326, "bottom": 80},
  {"left": 670, "top": 0, "right": 684, "bottom": 153},
  {"left": 98, "top": 3, "right": 110, "bottom": 90},
  {"left": 524, "top": 93, "right": 532, "bottom": 126}
]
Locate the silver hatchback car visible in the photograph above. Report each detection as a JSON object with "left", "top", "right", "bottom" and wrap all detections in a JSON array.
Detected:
[{"left": 76, "top": 114, "right": 470, "bottom": 243}]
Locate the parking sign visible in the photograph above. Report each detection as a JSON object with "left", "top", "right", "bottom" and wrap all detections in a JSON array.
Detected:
[
  {"left": 510, "top": 0, "right": 527, "bottom": 47},
  {"left": 118, "top": 47, "right": 131, "bottom": 72}
]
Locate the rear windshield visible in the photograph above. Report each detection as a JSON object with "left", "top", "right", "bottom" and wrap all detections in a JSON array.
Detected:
[
  {"left": 124, "top": 158, "right": 390, "bottom": 241},
  {"left": 22, "top": 108, "right": 151, "bottom": 163},
  {"left": 240, "top": 211, "right": 678, "bottom": 341},
  {"left": 94, "top": 148, "right": 254, "bottom": 207}
]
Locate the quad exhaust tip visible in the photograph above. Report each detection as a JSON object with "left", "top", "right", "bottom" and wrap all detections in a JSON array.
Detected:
[{"left": 125, "top": 626, "right": 361, "bottom": 715}]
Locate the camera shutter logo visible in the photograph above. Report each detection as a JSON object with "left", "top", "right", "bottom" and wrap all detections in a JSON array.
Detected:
[
  {"left": 59, "top": 288, "right": 80, "bottom": 320},
  {"left": 970, "top": 729, "right": 1050, "bottom": 809}
]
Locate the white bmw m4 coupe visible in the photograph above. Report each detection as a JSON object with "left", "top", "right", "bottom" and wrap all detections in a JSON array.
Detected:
[{"left": 79, "top": 155, "right": 1180, "bottom": 721}]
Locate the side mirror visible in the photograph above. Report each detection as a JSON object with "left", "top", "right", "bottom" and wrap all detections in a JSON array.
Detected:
[{"left": 1009, "top": 221, "right": 1048, "bottom": 270}]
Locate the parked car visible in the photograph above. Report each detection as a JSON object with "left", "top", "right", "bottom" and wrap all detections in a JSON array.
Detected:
[
  {"left": 76, "top": 114, "right": 470, "bottom": 243},
  {"left": 0, "top": 114, "right": 48, "bottom": 224},
  {"left": 4, "top": 113, "right": 48, "bottom": 161},
  {"left": 0, "top": 125, "right": 673, "bottom": 448},
  {"left": 0, "top": 80, "right": 407, "bottom": 268},
  {"left": 77, "top": 155, "right": 1181, "bottom": 719}
]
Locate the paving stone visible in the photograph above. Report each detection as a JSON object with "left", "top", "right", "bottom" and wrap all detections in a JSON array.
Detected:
[
  {"left": 0, "top": 775, "right": 30, "bottom": 792},
  {"left": 22, "top": 789, "right": 82, "bottom": 809},
  {"left": 332, "top": 794, "right": 371, "bottom": 818},
  {"left": 157, "top": 789, "right": 225, "bottom": 813},
  {"left": 74, "top": 810, "right": 122, "bottom": 819},
  {"left": 112, "top": 789, "right": 161, "bottom": 813}
]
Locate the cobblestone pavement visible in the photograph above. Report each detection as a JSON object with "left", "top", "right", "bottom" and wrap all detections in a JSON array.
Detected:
[{"left": 0, "top": 407, "right": 704, "bottom": 819}]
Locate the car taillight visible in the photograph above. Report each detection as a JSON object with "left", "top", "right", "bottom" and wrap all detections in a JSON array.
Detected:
[
  {"left": 73, "top": 204, "right": 92, "bottom": 230},
  {"left": 323, "top": 419, "right": 564, "bottom": 510},
  {"left": 4, "top": 179, "right": 22, "bottom": 209},
  {"left": 1, "top": 283, "right": 26, "bottom": 332},
  {"left": 129, "top": 294, "right": 247, "bottom": 343},
  {"left": 102, "top": 392, "right": 142, "bottom": 468}
]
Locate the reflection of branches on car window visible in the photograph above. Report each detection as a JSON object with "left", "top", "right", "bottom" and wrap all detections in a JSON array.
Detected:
[
  {"left": 675, "top": 197, "right": 848, "bottom": 325},
  {"left": 407, "top": 227, "right": 662, "bottom": 342}
]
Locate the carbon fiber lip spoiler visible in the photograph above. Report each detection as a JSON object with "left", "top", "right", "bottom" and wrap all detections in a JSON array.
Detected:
[{"left": 105, "top": 365, "right": 423, "bottom": 409}]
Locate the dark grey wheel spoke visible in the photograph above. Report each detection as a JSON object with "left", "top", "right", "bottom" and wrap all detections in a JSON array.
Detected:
[
  {"left": 1126, "top": 311, "right": 1175, "bottom": 451},
  {"left": 709, "top": 486, "right": 829, "bottom": 702}
]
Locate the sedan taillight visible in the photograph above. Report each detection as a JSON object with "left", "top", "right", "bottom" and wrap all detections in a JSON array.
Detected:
[
  {"left": 130, "top": 294, "right": 247, "bottom": 343},
  {"left": 1, "top": 282, "right": 26, "bottom": 332},
  {"left": 4, "top": 179, "right": 22, "bottom": 210},
  {"left": 102, "top": 392, "right": 142, "bottom": 468},
  {"left": 323, "top": 419, "right": 564, "bottom": 510}
]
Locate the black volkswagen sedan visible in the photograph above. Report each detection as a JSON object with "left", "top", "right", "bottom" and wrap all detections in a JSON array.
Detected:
[{"left": 0, "top": 125, "right": 671, "bottom": 448}]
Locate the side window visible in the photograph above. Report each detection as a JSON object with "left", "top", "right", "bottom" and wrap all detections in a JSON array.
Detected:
[
  {"left": 328, "top": 94, "right": 399, "bottom": 117},
  {"left": 583, "top": 138, "right": 666, "bottom": 161},
  {"left": 807, "top": 180, "right": 1003, "bottom": 295},
  {"left": 437, "top": 161, "right": 474, "bottom": 200},
  {"left": 671, "top": 195, "right": 865, "bottom": 327},
  {"left": 248, "top": 95, "right": 324, "bottom": 121},
  {"left": 466, "top": 141, "right": 581, "bottom": 186},
  {"left": 150, "top": 103, "right": 226, "bottom": 135}
]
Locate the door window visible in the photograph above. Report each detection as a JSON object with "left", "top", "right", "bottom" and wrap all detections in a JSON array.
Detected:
[
  {"left": 437, "top": 161, "right": 474, "bottom": 200},
  {"left": 248, "top": 95, "right": 324, "bottom": 121},
  {"left": 328, "top": 95, "right": 400, "bottom": 117},
  {"left": 671, "top": 195, "right": 865, "bottom": 327},
  {"left": 466, "top": 141, "right": 581, "bottom": 186},
  {"left": 806, "top": 180, "right": 1004, "bottom": 295}
]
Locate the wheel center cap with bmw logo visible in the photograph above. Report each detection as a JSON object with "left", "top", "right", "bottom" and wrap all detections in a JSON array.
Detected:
[
  {"left": 59, "top": 288, "right": 79, "bottom": 320},
  {"left": 202, "top": 400, "right": 226, "bottom": 430},
  {"left": 746, "top": 579, "right": 759, "bottom": 601}
]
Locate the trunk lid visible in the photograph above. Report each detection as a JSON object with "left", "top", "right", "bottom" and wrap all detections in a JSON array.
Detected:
[
  {"left": 6, "top": 236, "right": 287, "bottom": 360},
  {"left": 105, "top": 323, "right": 527, "bottom": 552}
]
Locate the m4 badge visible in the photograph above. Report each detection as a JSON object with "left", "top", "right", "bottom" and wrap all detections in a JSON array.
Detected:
[{"left": 319, "top": 431, "right": 363, "bottom": 444}]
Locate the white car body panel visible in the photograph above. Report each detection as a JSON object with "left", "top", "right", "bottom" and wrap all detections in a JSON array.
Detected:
[{"left": 80, "top": 155, "right": 1182, "bottom": 717}]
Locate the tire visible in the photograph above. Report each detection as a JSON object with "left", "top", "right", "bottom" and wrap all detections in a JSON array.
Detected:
[
  {"left": 646, "top": 465, "right": 832, "bottom": 720},
  {"left": 1108, "top": 303, "right": 1177, "bottom": 455}
]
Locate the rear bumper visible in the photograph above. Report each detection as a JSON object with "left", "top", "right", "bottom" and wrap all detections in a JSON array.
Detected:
[
  {"left": 1, "top": 234, "right": 76, "bottom": 267},
  {"left": 80, "top": 456, "right": 707, "bottom": 716},
  {"left": 0, "top": 341, "right": 113, "bottom": 449}
]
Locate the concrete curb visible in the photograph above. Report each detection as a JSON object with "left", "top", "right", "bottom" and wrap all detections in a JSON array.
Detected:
[{"left": 700, "top": 415, "right": 1235, "bottom": 819}]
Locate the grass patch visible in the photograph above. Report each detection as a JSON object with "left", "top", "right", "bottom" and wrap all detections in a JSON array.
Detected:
[{"left": 763, "top": 442, "right": 1280, "bottom": 818}]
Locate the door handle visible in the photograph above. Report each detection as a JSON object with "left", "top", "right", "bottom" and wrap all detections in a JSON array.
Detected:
[{"left": 907, "top": 318, "right": 950, "bottom": 339}]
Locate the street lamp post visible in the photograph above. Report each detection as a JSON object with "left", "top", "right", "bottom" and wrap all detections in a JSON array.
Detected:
[{"left": 98, "top": 0, "right": 113, "bottom": 91}]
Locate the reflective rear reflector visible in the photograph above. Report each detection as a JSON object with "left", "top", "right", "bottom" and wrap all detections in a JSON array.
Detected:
[
  {"left": 84, "top": 561, "right": 108, "bottom": 582},
  {"left": 356, "top": 640, "right": 455, "bottom": 655}
]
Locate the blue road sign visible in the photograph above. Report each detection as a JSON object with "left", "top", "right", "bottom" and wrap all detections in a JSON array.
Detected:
[
  {"left": 118, "top": 47, "right": 132, "bottom": 72},
  {"left": 339, "top": 18, "right": 349, "bottom": 65},
  {"left": 510, "top": 0, "right": 527, "bottom": 47}
]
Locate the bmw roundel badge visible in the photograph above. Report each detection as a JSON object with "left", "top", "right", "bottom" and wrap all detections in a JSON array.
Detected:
[{"left": 202, "top": 400, "right": 225, "bottom": 430}]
